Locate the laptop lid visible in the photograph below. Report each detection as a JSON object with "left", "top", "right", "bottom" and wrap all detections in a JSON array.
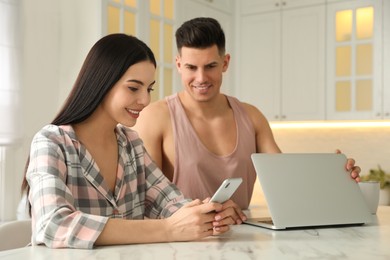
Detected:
[{"left": 245, "top": 153, "right": 373, "bottom": 230}]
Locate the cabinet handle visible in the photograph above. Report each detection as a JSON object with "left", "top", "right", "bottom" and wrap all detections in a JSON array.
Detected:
[
  {"left": 205, "top": 0, "right": 213, "bottom": 3},
  {"left": 281, "top": 115, "right": 286, "bottom": 119},
  {"left": 385, "top": 112, "right": 390, "bottom": 117},
  {"left": 376, "top": 112, "right": 381, "bottom": 117},
  {"left": 275, "top": 3, "right": 279, "bottom": 7},
  {"left": 275, "top": 115, "right": 279, "bottom": 119},
  {"left": 282, "top": 1, "right": 286, "bottom": 5}
]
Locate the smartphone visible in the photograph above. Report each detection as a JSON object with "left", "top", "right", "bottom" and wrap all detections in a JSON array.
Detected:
[{"left": 209, "top": 178, "right": 243, "bottom": 203}]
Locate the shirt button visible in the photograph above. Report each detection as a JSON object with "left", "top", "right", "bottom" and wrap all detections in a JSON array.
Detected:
[{"left": 113, "top": 209, "right": 119, "bottom": 215}]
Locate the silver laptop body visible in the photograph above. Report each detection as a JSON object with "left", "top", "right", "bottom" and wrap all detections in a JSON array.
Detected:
[{"left": 245, "top": 153, "right": 373, "bottom": 230}]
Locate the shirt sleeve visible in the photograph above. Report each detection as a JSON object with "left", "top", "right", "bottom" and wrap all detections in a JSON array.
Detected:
[
  {"left": 141, "top": 146, "right": 190, "bottom": 218},
  {"left": 26, "top": 127, "right": 108, "bottom": 249}
]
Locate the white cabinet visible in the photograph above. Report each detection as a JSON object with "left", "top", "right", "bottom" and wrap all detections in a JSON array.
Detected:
[
  {"left": 238, "top": 2, "right": 325, "bottom": 121},
  {"left": 241, "top": 0, "right": 325, "bottom": 14},
  {"left": 190, "top": 0, "right": 233, "bottom": 14},
  {"left": 174, "top": 0, "right": 235, "bottom": 95},
  {"left": 326, "top": 0, "right": 386, "bottom": 120}
]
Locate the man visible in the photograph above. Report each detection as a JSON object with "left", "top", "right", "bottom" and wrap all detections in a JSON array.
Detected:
[{"left": 133, "top": 17, "right": 361, "bottom": 210}]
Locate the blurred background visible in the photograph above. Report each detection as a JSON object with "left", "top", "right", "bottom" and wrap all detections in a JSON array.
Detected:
[{"left": 1, "top": 0, "right": 389, "bottom": 221}]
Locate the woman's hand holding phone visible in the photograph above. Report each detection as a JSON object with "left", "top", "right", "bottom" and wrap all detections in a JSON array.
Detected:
[{"left": 207, "top": 178, "right": 247, "bottom": 231}]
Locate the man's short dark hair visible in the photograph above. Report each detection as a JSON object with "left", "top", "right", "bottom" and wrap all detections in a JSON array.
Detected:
[{"left": 175, "top": 17, "right": 226, "bottom": 55}]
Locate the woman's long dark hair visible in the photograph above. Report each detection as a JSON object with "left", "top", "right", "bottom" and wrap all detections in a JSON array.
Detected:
[{"left": 21, "top": 34, "right": 156, "bottom": 214}]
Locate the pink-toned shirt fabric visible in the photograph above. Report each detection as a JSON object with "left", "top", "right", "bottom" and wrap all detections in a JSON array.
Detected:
[
  {"left": 26, "top": 124, "right": 187, "bottom": 249},
  {"left": 166, "top": 94, "right": 257, "bottom": 209}
]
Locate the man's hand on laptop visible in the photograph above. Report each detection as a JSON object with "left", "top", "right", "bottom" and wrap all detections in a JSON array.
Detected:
[{"left": 336, "top": 149, "right": 361, "bottom": 182}]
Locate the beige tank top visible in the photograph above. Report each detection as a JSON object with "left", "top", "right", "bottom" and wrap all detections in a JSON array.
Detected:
[{"left": 166, "top": 93, "right": 257, "bottom": 209}]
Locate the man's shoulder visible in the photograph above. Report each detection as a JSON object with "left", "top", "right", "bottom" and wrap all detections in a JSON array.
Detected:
[
  {"left": 228, "top": 97, "right": 268, "bottom": 124},
  {"left": 227, "top": 96, "right": 259, "bottom": 114},
  {"left": 133, "top": 98, "right": 172, "bottom": 142},
  {"left": 143, "top": 99, "right": 169, "bottom": 114},
  {"left": 136, "top": 98, "right": 171, "bottom": 129}
]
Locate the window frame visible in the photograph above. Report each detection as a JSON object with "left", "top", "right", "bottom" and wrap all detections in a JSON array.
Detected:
[{"left": 102, "top": 0, "right": 177, "bottom": 102}]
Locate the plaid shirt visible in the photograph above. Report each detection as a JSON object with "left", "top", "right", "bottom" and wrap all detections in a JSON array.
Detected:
[{"left": 27, "top": 124, "right": 188, "bottom": 249}]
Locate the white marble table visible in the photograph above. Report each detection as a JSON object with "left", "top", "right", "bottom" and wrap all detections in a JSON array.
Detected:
[{"left": 1, "top": 206, "right": 389, "bottom": 259}]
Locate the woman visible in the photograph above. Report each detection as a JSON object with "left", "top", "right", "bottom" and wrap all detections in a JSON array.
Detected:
[{"left": 21, "top": 34, "right": 246, "bottom": 249}]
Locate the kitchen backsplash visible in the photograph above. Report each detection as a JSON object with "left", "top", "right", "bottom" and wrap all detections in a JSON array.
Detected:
[
  {"left": 271, "top": 126, "right": 390, "bottom": 174},
  {"left": 250, "top": 125, "right": 390, "bottom": 206}
]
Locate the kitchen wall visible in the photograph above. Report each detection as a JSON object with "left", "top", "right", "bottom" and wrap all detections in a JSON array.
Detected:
[
  {"left": 272, "top": 126, "right": 390, "bottom": 173},
  {"left": 0, "top": 0, "right": 102, "bottom": 221}
]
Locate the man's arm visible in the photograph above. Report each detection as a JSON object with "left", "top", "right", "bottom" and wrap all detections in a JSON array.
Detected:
[
  {"left": 133, "top": 100, "right": 169, "bottom": 173},
  {"left": 241, "top": 102, "right": 282, "bottom": 154}
]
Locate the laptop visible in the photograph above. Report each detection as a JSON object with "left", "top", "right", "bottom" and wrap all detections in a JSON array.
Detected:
[{"left": 245, "top": 153, "right": 373, "bottom": 230}]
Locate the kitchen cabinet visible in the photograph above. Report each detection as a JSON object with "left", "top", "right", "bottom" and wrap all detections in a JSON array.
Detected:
[
  {"left": 190, "top": 0, "right": 233, "bottom": 14},
  {"left": 326, "top": 0, "right": 386, "bottom": 120},
  {"left": 238, "top": 1, "right": 325, "bottom": 121},
  {"left": 241, "top": 0, "right": 325, "bottom": 14}
]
